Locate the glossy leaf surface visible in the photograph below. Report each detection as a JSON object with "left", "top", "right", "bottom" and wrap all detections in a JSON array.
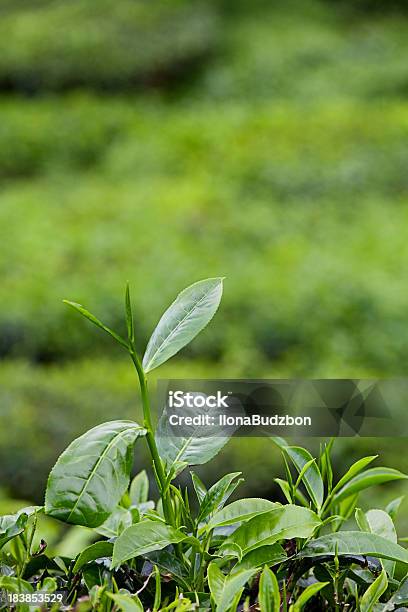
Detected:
[
  {"left": 208, "top": 498, "right": 279, "bottom": 529},
  {"left": 112, "top": 520, "right": 189, "bottom": 567},
  {"left": 221, "top": 505, "right": 321, "bottom": 558},
  {"left": 332, "top": 468, "right": 408, "bottom": 505},
  {"left": 143, "top": 278, "right": 223, "bottom": 372},
  {"left": 207, "top": 562, "right": 257, "bottom": 612},
  {"left": 259, "top": 566, "right": 280, "bottom": 612},
  {"left": 299, "top": 531, "right": 408, "bottom": 564},
  {"left": 45, "top": 421, "right": 146, "bottom": 527}
]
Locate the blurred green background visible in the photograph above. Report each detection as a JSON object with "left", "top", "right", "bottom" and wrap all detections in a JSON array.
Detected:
[{"left": 1, "top": 0, "right": 408, "bottom": 535}]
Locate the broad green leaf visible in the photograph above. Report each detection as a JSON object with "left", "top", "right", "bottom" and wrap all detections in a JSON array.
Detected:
[
  {"left": 142, "top": 278, "right": 223, "bottom": 372},
  {"left": 221, "top": 505, "right": 321, "bottom": 558},
  {"left": 156, "top": 400, "right": 230, "bottom": 468},
  {"left": 290, "top": 581, "right": 328, "bottom": 611},
  {"left": 208, "top": 498, "right": 279, "bottom": 529},
  {"left": 332, "top": 468, "right": 407, "bottom": 505},
  {"left": 360, "top": 569, "right": 388, "bottom": 612},
  {"left": 112, "top": 520, "right": 189, "bottom": 567},
  {"left": 299, "top": 532, "right": 408, "bottom": 564},
  {"left": 366, "top": 509, "right": 397, "bottom": 577},
  {"left": 63, "top": 300, "right": 128, "bottom": 348},
  {"left": 73, "top": 541, "right": 114, "bottom": 573},
  {"left": 259, "top": 566, "right": 280, "bottom": 612},
  {"left": 207, "top": 562, "right": 257, "bottom": 612},
  {"left": 45, "top": 421, "right": 146, "bottom": 527},
  {"left": 95, "top": 506, "right": 133, "bottom": 538},
  {"left": 107, "top": 592, "right": 143, "bottom": 612},
  {"left": 129, "top": 470, "right": 149, "bottom": 505},
  {"left": 331, "top": 455, "right": 378, "bottom": 494},
  {"left": 198, "top": 473, "right": 242, "bottom": 522},
  {"left": 385, "top": 496, "right": 404, "bottom": 521},
  {"left": 232, "top": 544, "right": 287, "bottom": 573},
  {"left": 272, "top": 440, "right": 323, "bottom": 511}
]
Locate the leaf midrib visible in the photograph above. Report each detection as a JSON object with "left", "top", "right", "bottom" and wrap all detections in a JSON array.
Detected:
[
  {"left": 66, "top": 426, "right": 139, "bottom": 522},
  {"left": 144, "top": 282, "right": 218, "bottom": 370}
]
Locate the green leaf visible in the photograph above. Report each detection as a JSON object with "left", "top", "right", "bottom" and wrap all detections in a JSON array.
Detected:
[
  {"left": 220, "top": 505, "right": 321, "bottom": 558},
  {"left": 63, "top": 300, "right": 128, "bottom": 349},
  {"left": 207, "top": 498, "right": 279, "bottom": 529},
  {"left": 153, "top": 565, "right": 161, "bottom": 612},
  {"left": 0, "top": 576, "right": 34, "bottom": 595},
  {"left": 360, "top": 569, "right": 388, "bottom": 612},
  {"left": 112, "top": 520, "right": 189, "bottom": 567},
  {"left": 355, "top": 508, "right": 371, "bottom": 532},
  {"left": 331, "top": 455, "right": 378, "bottom": 494},
  {"left": 0, "top": 509, "right": 33, "bottom": 549},
  {"left": 107, "top": 592, "right": 143, "bottom": 612},
  {"left": 191, "top": 472, "right": 207, "bottom": 504},
  {"left": 274, "top": 479, "right": 292, "bottom": 504},
  {"left": 125, "top": 282, "right": 135, "bottom": 345},
  {"left": 232, "top": 544, "right": 287, "bottom": 573},
  {"left": 385, "top": 496, "right": 404, "bottom": 521},
  {"left": 45, "top": 420, "right": 146, "bottom": 527},
  {"left": 197, "top": 473, "right": 242, "bottom": 523},
  {"left": 272, "top": 440, "right": 324, "bottom": 511},
  {"left": 332, "top": 468, "right": 408, "bottom": 505},
  {"left": 299, "top": 531, "right": 408, "bottom": 564},
  {"left": 95, "top": 506, "right": 133, "bottom": 538},
  {"left": 73, "top": 541, "right": 114, "bottom": 573},
  {"left": 129, "top": 470, "right": 149, "bottom": 505},
  {"left": 259, "top": 566, "right": 280, "bottom": 612},
  {"left": 365, "top": 509, "right": 397, "bottom": 577},
  {"left": 156, "top": 403, "right": 230, "bottom": 468},
  {"left": 0, "top": 576, "right": 34, "bottom": 611},
  {"left": 290, "top": 581, "right": 328, "bottom": 611},
  {"left": 207, "top": 562, "right": 257, "bottom": 612},
  {"left": 142, "top": 278, "right": 223, "bottom": 372}
]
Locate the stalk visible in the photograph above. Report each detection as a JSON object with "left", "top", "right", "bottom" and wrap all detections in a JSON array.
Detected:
[{"left": 129, "top": 350, "right": 175, "bottom": 526}]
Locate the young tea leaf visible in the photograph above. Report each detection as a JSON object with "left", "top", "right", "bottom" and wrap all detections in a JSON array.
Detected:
[
  {"left": 156, "top": 406, "right": 230, "bottom": 468},
  {"left": 299, "top": 531, "right": 408, "bottom": 564},
  {"left": 271, "top": 440, "right": 324, "bottom": 511},
  {"left": 290, "top": 581, "right": 329, "bottom": 611},
  {"left": 45, "top": 421, "right": 146, "bottom": 527},
  {"left": 112, "top": 520, "right": 189, "bottom": 567},
  {"left": 259, "top": 566, "right": 280, "bottom": 612},
  {"left": 142, "top": 278, "right": 223, "bottom": 372},
  {"left": 207, "top": 498, "right": 279, "bottom": 530},
  {"left": 331, "top": 468, "right": 408, "bottom": 505},
  {"left": 73, "top": 541, "right": 114, "bottom": 573},
  {"left": 220, "top": 505, "right": 321, "bottom": 558},
  {"left": 63, "top": 300, "right": 128, "bottom": 349},
  {"left": 129, "top": 470, "right": 149, "bottom": 505},
  {"left": 207, "top": 563, "right": 257, "bottom": 612},
  {"left": 197, "top": 473, "right": 242, "bottom": 523},
  {"left": 360, "top": 569, "right": 388, "bottom": 612},
  {"left": 107, "top": 592, "right": 143, "bottom": 612}
]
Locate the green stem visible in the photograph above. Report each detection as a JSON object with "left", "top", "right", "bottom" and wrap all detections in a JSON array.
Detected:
[{"left": 129, "top": 350, "right": 175, "bottom": 526}]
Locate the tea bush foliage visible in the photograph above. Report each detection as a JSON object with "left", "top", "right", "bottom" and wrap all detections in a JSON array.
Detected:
[{"left": 1, "top": 281, "right": 407, "bottom": 611}]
